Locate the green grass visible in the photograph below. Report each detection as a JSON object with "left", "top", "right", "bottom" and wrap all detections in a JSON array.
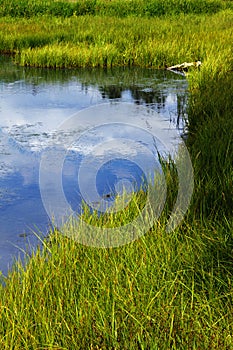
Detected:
[
  {"left": 0, "top": 1, "right": 233, "bottom": 348},
  {"left": 0, "top": 10, "right": 231, "bottom": 69},
  {"left": 188, "top": 83, "right": 233, "bottom": 219},
  {"left": 0, "top": 0, "right": 232, "bottom": 18},
  {"left": 0, "top": 217, "right": 233, "bottom": 349},
  {"left": 187, "top": 49, "right": 233, "bottom": 219}
]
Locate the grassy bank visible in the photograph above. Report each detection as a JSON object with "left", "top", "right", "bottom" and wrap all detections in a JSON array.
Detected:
[
  {"left": 187, "top": 62, "right": 233, "bottom": 219},
  {"left": 0, "top": 217, "right": 232, "bottom": 349},
  {"left": 0, "top": 10, "right": 232, "bottom": 69},
  {"left": 0, "top": 1, "right": 233, "bottom": 349}
]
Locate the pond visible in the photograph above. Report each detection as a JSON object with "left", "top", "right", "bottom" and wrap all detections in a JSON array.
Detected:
[{"left": 0, "top": 56, "right": 188, "bottom": 275}]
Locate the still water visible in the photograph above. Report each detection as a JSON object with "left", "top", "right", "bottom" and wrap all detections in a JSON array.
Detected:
[{"left": 0, "top": 56, "right": 188, "bottom": 274}]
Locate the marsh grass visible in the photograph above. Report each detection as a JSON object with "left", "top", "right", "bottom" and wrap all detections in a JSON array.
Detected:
[
  {"left": 1, "top": 154, "right": 232, "bottom": 348},
  {"left": 0, "top": 2, "right": 233, "bottom": 348},
  {"left": 0, "top": 0, "right": 232, "bottom": 18},
  {"left": 0, "top": 216, "right": 232, "bottom": 349},
  {"left": 78, "top": 158, "right": 178, "bottom": 231},
  {"left": 0, "top": 10, "right": 230, "bottom": 69},
  {"left": 187, "top": 50, "right": 233, "bottom": 219}
]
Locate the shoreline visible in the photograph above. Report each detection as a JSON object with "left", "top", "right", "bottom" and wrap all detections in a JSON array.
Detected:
[{"left": 0, "top": 1, "right": 232, "bottom": 348}]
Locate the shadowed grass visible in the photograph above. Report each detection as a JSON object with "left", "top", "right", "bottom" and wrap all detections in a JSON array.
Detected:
[{"left": 186, "top": 51, "right": 233, "bottom": 219}]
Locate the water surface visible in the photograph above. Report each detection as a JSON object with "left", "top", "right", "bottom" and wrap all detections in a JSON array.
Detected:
[{"left": 0, "top": 56, "right": 188, "bottom": 274}]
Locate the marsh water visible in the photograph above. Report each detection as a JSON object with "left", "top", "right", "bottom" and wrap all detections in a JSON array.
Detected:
[{"left": 0, "top": 56, "right": 188, "bottom": 274}]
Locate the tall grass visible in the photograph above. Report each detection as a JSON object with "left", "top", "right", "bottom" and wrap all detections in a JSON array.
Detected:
[
  {"left": 0, "top": 2, "right": 233, "bottom": 349},
  {"left": 0, "top": 10, "right": 231, "bottom": 69},
  {"left": 0, "top": 0, "right": 232, "bottom": 18},
  {"left": 187, "top": 50, "right": 233, "bottom": 219},
  {"left": 0, "top": 217, "right": 232, "bottom": 349}
]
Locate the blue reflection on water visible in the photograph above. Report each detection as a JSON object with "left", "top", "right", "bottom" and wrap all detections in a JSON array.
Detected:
[{"left": 0, "top": 58, "right": 188, "bottom": 275}]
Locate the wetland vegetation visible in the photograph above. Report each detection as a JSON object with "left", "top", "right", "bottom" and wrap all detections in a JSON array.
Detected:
[{"left": 0, "top": 0, "right": 233, "bottom": 348}]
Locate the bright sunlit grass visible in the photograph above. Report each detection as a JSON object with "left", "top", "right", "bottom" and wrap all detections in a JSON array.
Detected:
[{"left": 0, "top": 216, "right": 232, "bottom": 349}]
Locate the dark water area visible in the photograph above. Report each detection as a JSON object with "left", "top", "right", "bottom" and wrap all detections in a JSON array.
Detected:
[{"left": 0, "top": 56, "right": 188, "bottom": 275}]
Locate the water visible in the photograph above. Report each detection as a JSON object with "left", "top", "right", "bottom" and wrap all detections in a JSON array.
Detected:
[{"left": 0, "top": 56, "right": 188, "bottom": 274}]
